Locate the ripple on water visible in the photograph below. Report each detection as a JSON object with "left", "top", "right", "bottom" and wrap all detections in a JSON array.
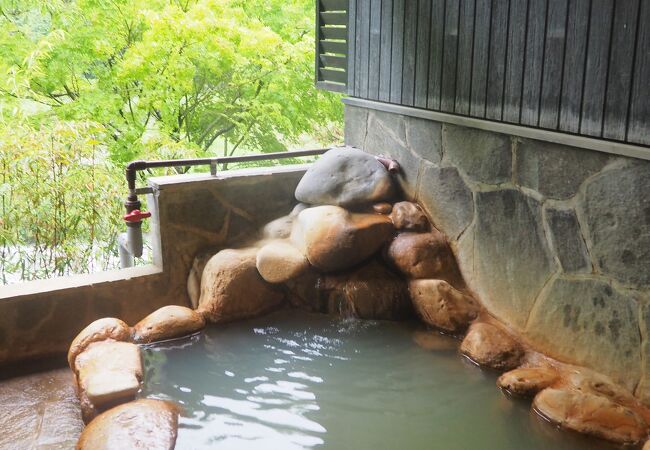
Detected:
[{"left": 140, "top": 311, "right": 625, "bottom": 450}]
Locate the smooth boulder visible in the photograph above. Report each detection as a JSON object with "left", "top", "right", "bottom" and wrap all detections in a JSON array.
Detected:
[
  {"left": 409, "top": 279, "right": 480, "bottom": 333},
  {"left": 497, "top": 367, "right": 559, "bottom": 397},
  {"left": 256, "top": 240, "right": 310, "bottom": 283},
  {"left": 291, "top": 206, "right": 394, "bottom": 272},
  {"left": 533, "top": 388, "right": 648, "bottom": 444},
  {"left": 197, "top": 248, "right": 285, "bottom": 323},
  {"left": 385, "top": 230, "right": 462, "bottom": 285},
  {"left": 460, "top": 322, "right": 524, "bottom": 371},
  {"left": 132, "top": 305, "right": 205, "bottom": 344},
  {"left": 390, "top": 201, "right": 429, "bottom": 231},
  {"left": 187, "top": 251, "right": 214, "bottom": 309},
  {"left": 75, "top": 341, "right": 143, "bottom": 410},
  {"left": 295, "top": 147, "right": 395, "bottom": 207},
  {"left": 76, "top": 399, "right": 180, "bottom": 450},
  {"left": 68, "top": 318, "right": 131, "bottom": 371}
]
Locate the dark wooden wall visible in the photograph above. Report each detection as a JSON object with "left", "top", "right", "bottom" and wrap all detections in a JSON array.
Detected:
[{"left": 342, "top": 0, "right": 650, "bottom": 146}]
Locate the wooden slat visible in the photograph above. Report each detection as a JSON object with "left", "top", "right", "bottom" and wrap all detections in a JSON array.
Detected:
[
  {"left": 378, "top": 0, "right": 393, "bottom": 102},
  {"left": 317, "top": 80, "right": 347, "bottom": 93},
  {"left": 348, "top": 0, "right": 357, "bottom": 94},
  {"left": 320, "top": 11, "right": 347, "bottom": 26},
  {"left": 538, "top": 0, "right": 569, "bottom": 129},
  {"left": 502, "top": 0, "right": 527, "bottom": 122},
  {"left": 321, "top": 40, "right": 347, "bottom": 54},
  {"left": 368, "top": 0, "right": 382, "bottom": 100},
  {"left": 441, "top": 0, "right": 460, "bottom": 112},
  {"left": 427, "top": 0, "right": 445, "bottom": 110},
  {"left": 470, "top": 0, "right": 492, "bottom": 117},
  {"left": 602, "top": 0, "right": 639, "bottom": 140},
  {"left": 520, "top": 0, "right": 547, "bottom": 126},
  {"left": 627, "top": 0, "right": 650, "bottom": 145},
  {"left": 320, "top": 54, "right": 347, "bottom": 69},
  {"left": 414, "top": 0, "right": 431, "bottom": 108},
  {"left": 558, "top": 0, "right": 590, "bottom": 133},
  {"left": 454, "top": 0, "right": 475, "bottom": 115},
  {"left": 390, "top": 0, "right": 405, "bottom": 103},
  {"left": 320, "top": 68, "right": 348, "bottom": 84},
  {"left": 356, "top": 0, "right": 370, "bottom": 98},
  {"left": 320, "top": 26, "right": 347, "bottom": 40},
  {"left": 321, "top": 0, "right": 347, "bottom": 12},
  {"left": 401, "top": 0, "right": 418, "bottom": 106},
  {"left": 580, "top": 0, "right": 614, "bottom": 136},
  {"left": 486, "top": 0, "right": 509, "bottom": 120}
]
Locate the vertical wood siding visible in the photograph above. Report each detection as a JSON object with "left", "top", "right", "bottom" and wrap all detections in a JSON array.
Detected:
[{"left": 344, "top": 0, "right": 649, "bottom": 146}]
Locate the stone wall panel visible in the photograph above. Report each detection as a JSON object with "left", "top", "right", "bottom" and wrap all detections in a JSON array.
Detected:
[{"left": 545, "top": 207, "right": 592, "bottom": 273}]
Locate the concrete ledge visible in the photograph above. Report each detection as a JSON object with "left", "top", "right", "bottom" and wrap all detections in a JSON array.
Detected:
[{"left": 343, "top": 97, "right": 650, "bottom": 161}]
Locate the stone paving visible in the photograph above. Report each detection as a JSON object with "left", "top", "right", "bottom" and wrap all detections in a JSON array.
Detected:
[{"left": 0, "top": 363, "right": 82, "bottom": 450}]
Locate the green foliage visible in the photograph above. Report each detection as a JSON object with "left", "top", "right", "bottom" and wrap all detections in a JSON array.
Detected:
[
  {"left": 0, "top": 120, "right": 123, "bottom": 282},
  {"left": 0, "top": 0, "right": 342, "bottom": 283}
]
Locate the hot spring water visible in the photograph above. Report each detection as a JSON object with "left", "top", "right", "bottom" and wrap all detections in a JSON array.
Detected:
[{"left": 139, "top": 311, "right": 621, "bottom": 450}]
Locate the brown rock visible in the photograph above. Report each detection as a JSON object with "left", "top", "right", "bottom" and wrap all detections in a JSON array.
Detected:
[
  {"left": 291, "top": 205, "right": 394, "bottom": 272},
  {"left": 460, "top": 322, "right": 525, "bottom": 371},
  {"left": 643, "top": 439, "right": 650, "bottom": 450},
  {"left": 565, "top": 370, "right": 638, "bottom": 408},
  {"left": 497, "top": 367, "right": 559, "bottom": 397},
  {"left": 197, "top": 248, "right": 285, "bottom": 323},
  {"left": 385, "top": 230, "right": 463, "bottom": 285},
  {"left": 390, "top": 201, "right": 429, "bottom": 231},
  {"left": 256, "top": 240, "right": 310, "bottom": 283},
  {"left": 68, "top": 318, "right": 131, "bottom": 371},
  {"left": 187, "top": 251, "right": 214, "bottom": 309},
  {"left": 409, "top": 279, "right": 480, "bottom": 333},
  {"left": 76, "top": 399, "right": 180, "bottom": 450},
  {"left": 373, "top": 202, "right": 393, "bottom": 214},
  {"left": 412, "top": 329, "right": 458, "bottom": 351},
  {"left": 533, "top": 388, "right": 648, "bottom": 444},
  {"left": 285, "top": 269, "right": 323, "bottom": 312},
  {"left": 132, "top": 305, "right": 205, "bottom": 344},
  {"left": 331, "top": 260, "right": 412, "bottom": 320},
  {"left": 75, "top": 341, "right": 143, "bottom": 410}
]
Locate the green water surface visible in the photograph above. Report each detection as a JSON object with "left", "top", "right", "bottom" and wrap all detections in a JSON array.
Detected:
[{"left": 140, "top": 311, "right": 623, "bottom": 450}]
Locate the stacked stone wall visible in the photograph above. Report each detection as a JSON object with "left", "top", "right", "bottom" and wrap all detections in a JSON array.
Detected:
[{"left": 345, "top": 104, "right": 650, "bottom": 403}]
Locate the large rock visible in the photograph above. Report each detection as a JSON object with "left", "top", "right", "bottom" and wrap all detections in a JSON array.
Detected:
[
  {"left": 187, "top": 251, "right": 214, "bottom": 309},
  {"left": 443, "top": 124, "right": 512, "bottom": 184},
  {"left": 255, "top": 240, "right": 309, "bottom": 283},
  {"left": 473, "top": 189, "right": 557, "bottom": 329},
  {"left": 197, "top": 248, "right": 285, "bottom": 323},
  {"left": 294, "top": 147, "right": 395, "bottom": 207},
  {"left": 390, "top": 201, "right": 429, "bottom": 231},
  {"left": 261, "top": 204, "right": 307, "bottom": 240},
  {"left": 533, "top": 388, "right": 648, "bottom": 444},
  {"left": 409, "top": 279, "right": 480, "bottom": 333},
  {"left": 497, "top": 367, "right": 559, "bottom": 397},
  {"left": 417, "top": 163, "right": 474, "bottom": 239},
  {"left": 68, "top": 318, "right": 131, "bottom": 371},
  {"left": 132, "top": 305, "right": 205, "bottom": 344},
  {"left": 291, "top": 206, "right": 394, "bottom": 272},
  {"left": 460, "top": 322, "right": 524, "bottom": 371},
  {"left": 385, "top": 230, "right": 463, "bottom": 286},
  {"left": 75, "top": 341, "right": 143, "bottom": 411},
  {"left": 583, "top": 163, "right": 650, "bottom": 287},
  {"left": 545, "top": 207, "right": 591, "bottom": 273},
  {"left": 76, "top": 399, "right": 179, "bottom": 450},
  {"left": 525, "top": 277, "right": 641, "bottom": 391},
  {"left": 324, "top": 261, "right": 411, "bottom": 320},
  {"left": 515, "top": 139, "right": 610, "bottom": 199}
]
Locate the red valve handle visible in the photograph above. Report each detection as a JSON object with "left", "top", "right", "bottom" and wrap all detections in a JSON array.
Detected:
[{"left": 123, "top": 209, "right": 152, "bottom": 223}]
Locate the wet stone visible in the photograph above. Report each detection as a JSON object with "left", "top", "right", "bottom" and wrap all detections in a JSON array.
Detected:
[
  {"left": 545, "top": 207, "right": 591, "bottom": 273},
  {"left": 525, "top": 277, "right": 641, "bottom": 391},
  {"left": 132, "top": 305, "right": 205, "bottom": 344},
  {"left": 390, "top": 201, "right": 429, "bottom": 231},
  {"left": 68, "top": 317, "right": 131, "bottom": 371},
  {"left": 473, "top": 189, "right": 556, "bottom": 329},
  {"left": 497, "top": 367, "right": 559, "bottom": 397},
  {"left": 460, "top": 322, "right": 525, "bottom": 371},
  {"left": 443, "top": 124, "right": 512, "bottom": 184},
  {"left": 418, "top": 163, "right": 473, "bottom": 239},
  {"left": 515, "top": 139, "right": 610, "bottom": 200},
  {"left": 583, "top": 162, "right": 650, "bottom": 287},
  {"left": 409, "top": 279, "right": 480, "bottom": 333}
]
